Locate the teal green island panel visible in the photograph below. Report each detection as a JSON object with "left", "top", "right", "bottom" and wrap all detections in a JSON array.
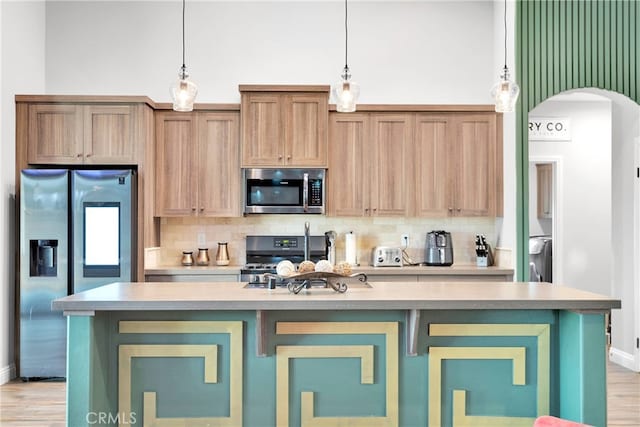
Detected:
[{"left": 65, "top": 309, "right": 607, "bottom": 427}]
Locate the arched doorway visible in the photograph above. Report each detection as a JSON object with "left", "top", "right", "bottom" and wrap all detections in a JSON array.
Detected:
[{"left": 527, "top": 89, "right": 640, "bottom": 372}]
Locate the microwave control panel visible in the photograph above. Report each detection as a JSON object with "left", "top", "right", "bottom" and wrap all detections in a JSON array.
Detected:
[{"left": 309, "top": 179, "right": 323, "bottom": 206}]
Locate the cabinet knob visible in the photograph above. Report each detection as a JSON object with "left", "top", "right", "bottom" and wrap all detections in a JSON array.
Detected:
[
  {"left": 85, "top": 154, "right": 92, "bottom": 158},
  {"left": 287, "top": 155, "right": 291, "bottom": 160},
  {"left": 457, "top": 208, "right": 461, "bottom": 212},
  {"left": 200, "top": 207, "right": 204, "bottom": 212},
  {"left": 364, "top": 208, "right": 369, "bottom": 212},
  {"left": 76, "top": 154, "right": 82, "bottom": 158},
  {"left": 278, "top": 155, "right": 283, "bottom": 160},
  {"left": 191, "top": 207, "right": 197, "bottom": 212},
  {"left": 448, "top": 207, "right": 453, "bottom": 212}
]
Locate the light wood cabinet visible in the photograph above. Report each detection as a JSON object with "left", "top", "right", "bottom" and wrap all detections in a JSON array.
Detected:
[
  {"left": 331, "top": 110, "right": 502, "bottom": 218},
  {"left": 536, "top": 163, "right": 553, "bottom": 218},
  {"left": 240, "top": 86, "right": 328, "bottom": 167},
  {"left": 27, "top": 103, "right": 136, "bottom": 164},
  {"left": 449, "top": 114, "right": 498, "bottom": 216},
  {"left": 328, "top": 113, "right": 412, "bottom": 217},
  {"left": 413, "top": 113, "right": 500, "bottom": 217},
  {"left": 413, "top": 114, "right": 451, "bottom": 216},
  {"left": 327, "top": 114, "right": 369, "bottom": 216},
  {"left": 369, "top": 114, "right": 413, "bottom": 216},
  {"left": 155, "top": 111, "right": 240, "bottom": 217}
]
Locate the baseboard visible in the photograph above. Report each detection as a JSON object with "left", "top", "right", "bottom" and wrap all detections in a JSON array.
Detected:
[
  {"left": 0, "top": 363, "right": 16, "bottom": 385},
  {"left": 609, "top": 346, "right": 639, "bottom": 372}
]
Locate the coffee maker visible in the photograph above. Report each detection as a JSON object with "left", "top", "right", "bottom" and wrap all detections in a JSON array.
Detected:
[{"left": 425, "top": 231, "right": 454, "bottom": 266}]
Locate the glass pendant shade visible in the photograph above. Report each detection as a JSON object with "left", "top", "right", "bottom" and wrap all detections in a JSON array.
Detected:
[
  {"left": 491, "top": 67, "right": 520, "bottom": 112},
  {"left": 333, "top": 78, "right": 360, "bottom": 113},
  {"left": 170, "top": 66, "right": 198, "bottom": 112},
  {"left": 334, "top": 0, "right": 359, "bottom": 113}
]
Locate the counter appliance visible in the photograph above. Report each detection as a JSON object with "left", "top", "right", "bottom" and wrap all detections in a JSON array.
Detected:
[
  {"left": 425, "top": 230, "right": 454, "bottom": 266},
  {"left": 19, "top": 169, "right": 135, "bottom": 378},
  {"left": 240, "top": 235, "right": 327, "bottom": 286},
  {"left": 324, "top": 230, "right": 337, "bottom": 265},
  {"left": 372, "top": 246, "right": 403, "bottom": 267}
]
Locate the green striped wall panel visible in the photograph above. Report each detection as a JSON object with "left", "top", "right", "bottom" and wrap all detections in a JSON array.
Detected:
[{"left": 515, "top": 0, "right": 640, "bottom": 280}]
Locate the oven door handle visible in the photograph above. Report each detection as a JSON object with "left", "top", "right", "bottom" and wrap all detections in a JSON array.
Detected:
[{"left": 303, "top": 173, "right": 309, "bottom": 213}]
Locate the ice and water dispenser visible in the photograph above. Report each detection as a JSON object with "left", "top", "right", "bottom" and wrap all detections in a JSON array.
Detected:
[{"left": 29, "top": 239, "right": 58, "bottom": 277}]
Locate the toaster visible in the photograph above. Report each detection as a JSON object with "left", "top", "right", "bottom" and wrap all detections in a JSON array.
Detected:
[
  {"left": 372, "top": 246, "right": 403, "bottom": 267},
  {"left": 425, "top": 231, "right": 454, "bottom": 266}
]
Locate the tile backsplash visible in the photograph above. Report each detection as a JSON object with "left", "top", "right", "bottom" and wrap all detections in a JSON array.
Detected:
[{"left": 155, "top": 215, "right": 501, "bottom": 267}]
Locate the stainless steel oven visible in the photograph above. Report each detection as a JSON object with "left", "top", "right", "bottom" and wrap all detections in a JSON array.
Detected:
[
  {"left": 243, "top": 168, "right": 325, "bottom": 214},
  {"left": 240, "top": 235, "right": 327, "bottom": 287}
]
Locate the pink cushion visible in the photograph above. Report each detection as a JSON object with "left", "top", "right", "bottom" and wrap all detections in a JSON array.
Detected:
[{"left": 534, "top": 416, "right": 592, "bottom": 427}]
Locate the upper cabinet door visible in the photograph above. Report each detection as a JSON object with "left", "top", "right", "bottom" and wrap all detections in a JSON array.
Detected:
[
  {"left": 155, "top": 113, "right": 197, "bottom": 216},
  {"left": 83, "top": 105, "right": 135, "bottom": 164},
  {"left": 27, "top": 104, "right": 84, "bottom": 164},
  {"left": 327, "top": 113, "right": 369, "bottom": 216},
  {"left": 240, "top": 87, "right": 329, "bottom": 167},
  {"left": 370, "top": 114, "right": 413, "bottom": 217},
  {"left": 27, "top": 103, "right": 137, "bottom": 165},
  {"left": 285, "top": 93, "right": 328, "bottom": 166},
  {"left": 197, "top": 112, "right": 241, "bottom": 217},
  {"left": 241, "top": 93, "right": 282, "bottom": 166},
  {"left": 452, "top": 114, "right": 497, "bottom": 216},
  {"left": 413, "top": 114, "right": 451, "bottom": 217}
]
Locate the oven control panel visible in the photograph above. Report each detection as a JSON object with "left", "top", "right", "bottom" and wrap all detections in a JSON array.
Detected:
[{"left": 274, "top": 238, "right": 298, "bottom": 248}]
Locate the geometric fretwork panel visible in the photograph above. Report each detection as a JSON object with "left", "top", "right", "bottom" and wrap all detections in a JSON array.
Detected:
[
  {"left": 428, "top": 323, "right": 550, "bottom": 427},
  {"left": 276, "top": 321, "right": 399, "bottom": 427},
  {"left": 118, "top": 320, "right": 243, "bottom": 427}
]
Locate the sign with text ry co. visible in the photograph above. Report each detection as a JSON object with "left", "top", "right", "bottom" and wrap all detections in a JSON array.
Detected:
[{"left": 528, "top": 117, "right": 571, "bottom": 141}]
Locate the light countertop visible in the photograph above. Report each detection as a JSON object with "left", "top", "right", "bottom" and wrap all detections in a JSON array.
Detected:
[
  {"left": 54, "top": 281, "right": 620, "bottom": 313},
  {"left": 145, "top": 265, "right": 242, "bottom": 275},
  {"left": 145, "top": 264, "right": 514, "bottom": 276}
]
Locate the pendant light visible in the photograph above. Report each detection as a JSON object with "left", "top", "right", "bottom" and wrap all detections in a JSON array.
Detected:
[
  {"left": 491, "top": 0, "right": 519, "bottom": 112},
  {"left": 170, "top": 0, "right": 198, "bottom": 112},
  {"left": 332, "top": 0, "right": 360, "bottom": 113}
]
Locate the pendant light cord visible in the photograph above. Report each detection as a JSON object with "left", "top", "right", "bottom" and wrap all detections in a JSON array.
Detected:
[
  {"left": 344, "top": 0, "right": 349, "bottom": 70},
  {"left": 182, "top": 0, "right": 186, "bottom": 68},
  {"left": 503, "top": 0, "right": 507, "bottom": 69}
]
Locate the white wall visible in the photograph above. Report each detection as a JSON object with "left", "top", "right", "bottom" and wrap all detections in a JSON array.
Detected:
[
  {"left": 44, "top": 1, "right": 496, "bottom": 104},
  {"left": 493, "top": 0, "right": 517, "bottom": 268},
  {"left": 0, "top": 0, "right": 46, "bottom": 383},
  {"left": 609, "top": 91, "right": 640, "bottom": 367},
  {"left": 529, "top": 99, "right": 612, "bottom": 296},
  {"left": 1, "top": 0, "right": 516, "bottom": 381}
]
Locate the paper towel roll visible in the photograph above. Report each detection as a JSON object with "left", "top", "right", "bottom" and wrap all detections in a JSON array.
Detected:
[{"left": 345, "top": 231, "right": 357, "bottom": 265}]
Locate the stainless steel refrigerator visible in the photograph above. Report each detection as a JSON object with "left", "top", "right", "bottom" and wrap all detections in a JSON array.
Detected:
[{"left": 19, "top": 169, "right": 136, "bottom": 378}]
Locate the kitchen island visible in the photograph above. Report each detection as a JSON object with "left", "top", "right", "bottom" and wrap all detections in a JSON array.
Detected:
[{"left": 53, "top": 281, "right": 620, "bottom": 427}]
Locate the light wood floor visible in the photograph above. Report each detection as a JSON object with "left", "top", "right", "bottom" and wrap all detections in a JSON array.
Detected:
[{"left": 0, "top": 360, "right": 638, "bottom": 426}]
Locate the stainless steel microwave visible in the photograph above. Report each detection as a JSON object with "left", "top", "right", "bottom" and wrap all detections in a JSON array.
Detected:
[{"left": 243, "top": 168, "right": 325, "bottom": 214}]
